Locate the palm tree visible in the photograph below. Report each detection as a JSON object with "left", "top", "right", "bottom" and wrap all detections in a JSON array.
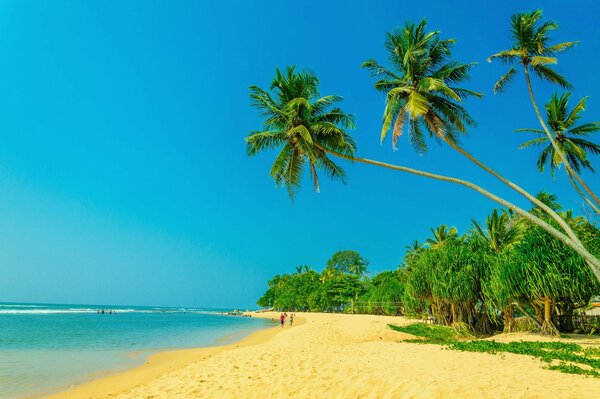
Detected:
[
  {"left": 246, "top": 66, "right": 600, "bottom": 281},
  {"left": 247, "top": 66, "right": 356, "bottom": 199},
  {"left": 426, "top": 225, "right": 458, "bottom": 248},
  {"left": 362, "top": 20, "right": 482, "bottom": 152},
  {"left": 518, "top": 93, "right": 600, "bottom": 214},
  {"left": 488, "top": 9, "right": 600, "bottom": 211},
  {"left": 363, "top": 19, "right": 584, "bottom": 256},
  {"left": 531, "top": 191, "right": 562, "bottom": 216},
  {"left": 472, "top": 209, "right": 524, "bottom": 252}
]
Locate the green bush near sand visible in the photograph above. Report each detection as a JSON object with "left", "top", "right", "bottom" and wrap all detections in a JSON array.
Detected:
[{"left": 389, "top": 323, "right": 600, "bottom": 377}]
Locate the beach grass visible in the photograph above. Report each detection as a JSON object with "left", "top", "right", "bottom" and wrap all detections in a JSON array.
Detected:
[{"left": 389, "top": 323, "right": 600, "bottom": 377}]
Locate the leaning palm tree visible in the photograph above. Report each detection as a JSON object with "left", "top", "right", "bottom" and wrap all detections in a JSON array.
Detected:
[
  {"left": 488, "top": 9, "right": 600, "bottom": 210},
  {"left": 246, "top": 66, "right": 600, "bottom": 281},
  {"left": 426, "top": 225, "right": 458, "bottom": 248},
  {"left": 247, "top": 67, "right": 356, "bottom": 199},
  {"left": 362, "top": 19, "right": 584, "bottom": 256},
  {"left": 518, "top": 93, "right": 600, "bottom": 214}
]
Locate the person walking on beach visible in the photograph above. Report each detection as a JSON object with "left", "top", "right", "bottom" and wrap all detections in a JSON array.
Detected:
[
  {"left": 289, "top": 313, "right": 294, "bottom": 326},
  {"left": 279, "top": 313, "right": 285, "bottom": 328}
]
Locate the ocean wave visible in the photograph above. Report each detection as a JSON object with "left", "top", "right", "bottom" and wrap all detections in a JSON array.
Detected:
[
  {"left": 0, "top": 309, "right": 99, "bottom": 314},
  {"left": 0, "top": 308, "right": 224, "bottom": 315},
  {"left": 0, "top": 304, "right": 44, "bottom": 308}
]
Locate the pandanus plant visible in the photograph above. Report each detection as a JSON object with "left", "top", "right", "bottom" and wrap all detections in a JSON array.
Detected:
[
  {"left": 472, "top": 209, "right": 524, "bottom": 332},
  {"left": 489, "top": 10, "right": 600, "bottom": 213},
  {"left": 246, "top": 66, "right": 600, "bottom": 281},
  {"left": 505, "top": 223, "right": 599, "bottom": 335}
]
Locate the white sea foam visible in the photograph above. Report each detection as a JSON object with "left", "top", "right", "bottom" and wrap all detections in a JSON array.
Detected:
[{"left": 0, "top": 308, "right": 139, "bottom": 315}]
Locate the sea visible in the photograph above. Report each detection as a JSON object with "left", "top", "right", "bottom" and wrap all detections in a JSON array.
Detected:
[{"left": 0, "top": 302, "right": 270, "bottom": 399}]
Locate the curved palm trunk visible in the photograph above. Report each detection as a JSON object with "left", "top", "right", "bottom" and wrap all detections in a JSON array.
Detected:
[
  {"left": 442, "top": 137, "right": 585, "bottom": 243},
  {"left": 315, "top": 144, "right": 600, "bottom": 282},
  {"left": 567, "top": 172, "right": 600, "bottom": 215},
  {"left": 523, "top": 66, "right": 600, "bottom": 211}
]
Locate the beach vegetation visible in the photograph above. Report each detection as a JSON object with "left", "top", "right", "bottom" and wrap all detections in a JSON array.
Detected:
[
  {"left": 258, "top": 194, "right": 600, "bottom": 336},
  {"left": 389, "top": 323, "right": 600, "bottom": 377}
]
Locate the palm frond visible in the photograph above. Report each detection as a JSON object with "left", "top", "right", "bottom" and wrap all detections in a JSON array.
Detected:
[
  {"left": 519, "top": 137, "right": 547, "bottom": 149},
  {"left": 564, "top": 96, "right": 587, "bottom": 128},
  {"left": 514, "top": 128, "right": 545, "bottom": 134},
  {"left": 246, "top": 130, "right": 286, "bottom": 156},
  {"left": 544, "top": 41, "right": 578, "bottom": 54},
  {"left": 568, "top": 122, "right": 600, "bottom": 135},
  {"left": 493, "top": 67, "right": 517, "bottom": 94},
  {"left": 531, "top": 64, "right": 573, "bottom": 89}
]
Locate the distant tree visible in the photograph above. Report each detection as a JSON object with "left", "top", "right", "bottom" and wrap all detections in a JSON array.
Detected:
[
  {"left": 426, "top": 225, "right": 458, "bottom": 248},
  {"left": 360, "top": 271, "right": 405, "bottom": 315},
  {"left": 532, "top": 191, "right": 562, "bottom": 216},
  {"left": 326, "top": 250, "right": 369, "bottom": 276}
]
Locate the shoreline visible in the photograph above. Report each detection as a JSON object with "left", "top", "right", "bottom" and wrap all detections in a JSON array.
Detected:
[
  {"left": 40, "top": 315, "right": 288, "bottom": 399},
  {"left": 41, "top": 312, "right": 600, "bottom": 398}
]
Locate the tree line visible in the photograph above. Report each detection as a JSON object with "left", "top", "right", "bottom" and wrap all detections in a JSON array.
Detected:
[{"left": 258, "top": 193, "right": 599, "bottom": 335}]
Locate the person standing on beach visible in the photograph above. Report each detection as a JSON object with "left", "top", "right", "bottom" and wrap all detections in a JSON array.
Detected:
[
  {"left": 289, "top": 314, "right": 294, "bottom": 326},
  {"left": 279, "top": 313, "right": 285, "bottom": 328}
]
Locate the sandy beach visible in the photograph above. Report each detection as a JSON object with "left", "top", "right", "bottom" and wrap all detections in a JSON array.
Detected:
[{"left": 44, "top": 312, "right": 600, "bottom": 399}]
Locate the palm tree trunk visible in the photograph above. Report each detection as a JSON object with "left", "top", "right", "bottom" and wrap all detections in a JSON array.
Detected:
[
  {"left": 315, "top": 144, "right": 600, "bottom": 282},
  {"left": 567, "top": 171, "right": 600, "bottom": 215},
  {"left": 523, "top": 66, "right": 600, "bottom": 210},
  {"left": 442, "top": 137, "right": 586, "bottom": 242}
]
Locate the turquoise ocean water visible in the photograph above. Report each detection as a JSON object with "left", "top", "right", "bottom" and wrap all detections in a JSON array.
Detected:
[{"left": 0, "top": 302, "right": 269, "bottom": 399}]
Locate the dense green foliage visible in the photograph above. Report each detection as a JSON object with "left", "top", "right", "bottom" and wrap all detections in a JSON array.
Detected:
[
  {"left": 258, "top": 196, "right": 600, "bottom": 334},
  {"left": 389, "top": 323, "right": 600, "bottom": 377}
]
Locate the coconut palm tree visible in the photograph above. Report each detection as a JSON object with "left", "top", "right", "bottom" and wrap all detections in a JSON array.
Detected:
[
  {"left": 488, "top": 9, "right": 600, "bottom": 211},
  {"left": 247, "top": 66, "right": 600, "bottom": 281},
  {"left": 472, "top": 209, "right": 524, "bottom": 252},
  {"left": 518, "top": 93, "right": 600, "bottom": 214},
  {"left": 363, "top": 19, "right": 584, "bottom": 256},
  {"left": 426, "top": 225, "right": 458, "bottom": 248},
  {"left": 531, "top": 191, "right": 562, "bottom": 217},
  {"left": 247, "top": 66, "right": 356, "bottom": 199}
]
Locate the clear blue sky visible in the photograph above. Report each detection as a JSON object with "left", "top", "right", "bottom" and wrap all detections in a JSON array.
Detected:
[{"left": 0, "top": 0, "right": 598, "bottom": 308}]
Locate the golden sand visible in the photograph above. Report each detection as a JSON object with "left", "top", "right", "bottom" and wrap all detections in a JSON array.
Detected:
[{"left": 44, "top": 312, "right": 600, "bottom": 399}]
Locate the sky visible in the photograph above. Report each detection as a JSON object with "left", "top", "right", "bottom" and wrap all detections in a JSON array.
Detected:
[{"left": 0, "top": 0, "right": 598, "bottom": 308}]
